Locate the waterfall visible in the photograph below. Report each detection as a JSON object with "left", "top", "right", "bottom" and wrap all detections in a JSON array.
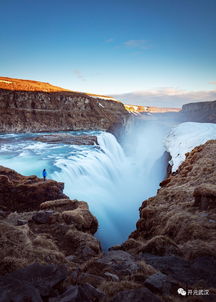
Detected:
[
  {"left": 52, "top": 121, "right": 170, "bottom": 249},
  {"left": 0, "top": 120, "right": 170, "bottom": 249}
]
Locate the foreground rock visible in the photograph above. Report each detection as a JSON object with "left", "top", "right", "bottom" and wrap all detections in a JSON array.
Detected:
[
  {"left": 109, "top": 288, "right": 162, "bottom": 302},
  {"left": 1, "top": 140, "right": 216, "bottom": 301},
  {"left": 141, "top": 253, "right": 216, "bottom": 288},
  {"left": 0, "top": 166, "right": 67, "bottom": 212},
  {"left": 49, "top": 284, "right": 104, "bottom": 302},
  {"left": 0, "top": 198, "right": 100, "bottom": 275},
  {"left": 0, "top": 166, "right": 101, "bottom": 276},
  {"left": 84, "top": 250, "right": 143, "bottom": 277},
  {"left": 32, "top": 133, "right": 98, "bottom": 145},
  {"left": 0, "top": 263, "right": 67, "bottom": 302}
]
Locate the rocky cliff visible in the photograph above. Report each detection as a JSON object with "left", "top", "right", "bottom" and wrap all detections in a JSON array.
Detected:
[
  {"left": 180, "top": 100, "right": 216, "bottom": 123},
  {"left": 1, "top": 141, "right": 216, "bottom": 301},
  {"left": 0, "top": 165, "right": 68, "bottom": 212},
  {"left": 0, "top": 77, "right": 129, "bottom": 133},
  {"left": 111, "top": 140, "right": 216, "bottom": 299},
  {"left": 126, "top": 140, "right": 216, "bottom": 257},
  {"left": 150, "top": 100, "right": 216, "bottom": 123},
  {"left": 0, "top": 165, "right": 100, "bottom": 272}
]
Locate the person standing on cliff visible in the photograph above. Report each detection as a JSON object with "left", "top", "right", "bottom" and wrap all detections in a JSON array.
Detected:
[{"left": 42, "top": 169, "right": 47, "bottom": 181}]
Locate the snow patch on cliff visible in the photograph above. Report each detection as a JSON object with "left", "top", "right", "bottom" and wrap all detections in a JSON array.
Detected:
[{"left": 165, "top": 122, "right": 216, "bottom": 172}]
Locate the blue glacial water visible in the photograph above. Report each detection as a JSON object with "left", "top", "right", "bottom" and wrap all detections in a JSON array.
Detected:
[{"left": 0, "top": 122, "right": 170, "bottom": 249}]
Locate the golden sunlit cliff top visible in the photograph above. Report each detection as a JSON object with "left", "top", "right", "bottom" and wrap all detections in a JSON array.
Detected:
[
  {"left": 0, "top": 77, "right": 71, "bottom": 92},
  {"left": 0, "top": 76, "right": 120, "bottom": 102},
  {"left": 124, "top": 104, "right": 181, "bottom": 113}
]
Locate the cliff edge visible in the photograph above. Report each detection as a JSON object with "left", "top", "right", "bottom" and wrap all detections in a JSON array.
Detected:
[
  {"left": 181, "top": 100, "right": 216, "bottom": 123},
  {"left": 127, "top": 140, "right": 216, "bottom": 259},
  {"left": 110, "top": 140, "right": 216, "bottom": 300},
  {"left": 0, "top": 77, "right": 129, "bottom": 133}
]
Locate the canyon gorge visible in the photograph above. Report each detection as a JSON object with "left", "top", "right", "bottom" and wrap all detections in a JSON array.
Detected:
[{"left": 0, "top": 77, "right": 216, "bottom": 302}]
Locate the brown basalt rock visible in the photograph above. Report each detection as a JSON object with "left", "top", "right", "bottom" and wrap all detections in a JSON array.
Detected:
[
  {"left": 140, "top": 236, "right": 182, "bottom": 256},
  {"left": 141, "top": 253, "right": 216, "bottom": 289},
  {"left": 32, "top": 210, "right": 60, "bottom": 224},
  {"left": 104, "top": 272, "right": 120, "bottom": 282},
  {"left": 126, "top": 140, "right": 216, "bottom": 263},
  {"left": 28, "top": 200, "right": 100, "bottom": 262},
  {"left": 0, "top": 201, "right": 101, "bottom": 273},
  {"left": 63, "top": 229, "right": 101, "bottom": 261},
  {"left": 0, "top": 210, "right": 10, "bottom": 219},
  {"left": 0, "top": 77, "right": 129, "bottom": 134},
  {"left": 62, "top": 207, "right": 98, "bottom": 234},
  {"left": 0, "top": 164, "right": 101, "bottom": 272},
  {"left": 0, "top": 263, "right": 68, "bottom": 301},
  {"left": 112, "top": 236, "right": 181, "bottom": 258},
  {"left": 70, "top": 270, "right": 105, "bottom": 287},
  {"left": 32, "top": 134, "right": 98, "bottom": 145},
  {"left": 40, "top": 198, "right": 78, "bottom": 211},
  {"left": 193, "top": 184, "right": 216, "bottom": 210},
  {"left": 40, "top": 198, "right": 98, "bottom": 233},
  {"left": 84, "top": 250, "right": 142, "bottom": 278},
  {"left": 0, "top": 221, "right": 67, "bottom": 275},
  {"left": 108, "top": 287, "right": 162, "bottom": 302},
  {"left": 0, "top": 166, "right": 67, "bottom": 212},
  {"left": 110, "top": 238, "right": 143, "bottom": 254},
  {"left": 40, "top": 198, "right": 89, "bottom": 213},
  {"left": 144, "top": 272, "right": 180, "bottom": 295},
  {"left": 49, "top": 284, "right": 104, "bottom": 302}
]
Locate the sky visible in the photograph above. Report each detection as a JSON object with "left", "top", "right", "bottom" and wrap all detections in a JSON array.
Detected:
[{"left": 0, "top": 0, "right": 216, "bottom": 106}]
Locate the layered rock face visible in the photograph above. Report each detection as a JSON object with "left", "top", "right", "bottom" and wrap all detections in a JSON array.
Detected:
[
  {"left": 0, "top": 166, "right": 100, "bottom": 274},
  {"left": 1, "top": 142, "right": 216, "bottom": 300},
  {"left": 0, "top": 166, "right": 67, "bottom": 212},
  {"left": 140, "top": 100, "right": 216, "bottom": 124},
  {"left": 110, "top": 140, "right": 216, "bottom": 300},
  {"left": 181, "top": 100, "right": 216, "bottom": 123},
  {"left": 0, "top": 77, "right": 129, "bottom": 133},
  {"left": 0, "top": 166, "right": 163, "bottom": 302},
  {"left": 123, "top": 140, "right": 216, "bottom": 258}
]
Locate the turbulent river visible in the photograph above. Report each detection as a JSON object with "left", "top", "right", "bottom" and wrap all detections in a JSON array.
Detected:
[{"left": 0, "top": 121, "right": 172, "bottom": 249}]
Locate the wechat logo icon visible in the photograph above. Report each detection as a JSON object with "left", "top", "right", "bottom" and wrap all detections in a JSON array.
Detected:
[{"left": 178, "top": 288, "right": 187, "bottom": 296}]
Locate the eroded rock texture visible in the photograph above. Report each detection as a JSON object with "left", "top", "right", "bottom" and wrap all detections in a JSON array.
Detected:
[
  {"left": 1, "top": 139, "right": 216, "bottom": 301},
  {"left": 0, "top": 166, "right": 67, "bottom": 212},
  {"left": 122, "top": 140, "right": 216, "bottom": 260},
  {"left": 0, "top": 78, "right": 129, "bottom": 133},
  {"left": 181, "top": 100, "right": 216, "bottom": 123},
  {"left": 104, "top": 140, "right": 216, "bottom": 301},
  {"left": 32, "top": 134, "right": 98, "bottom": 145}
]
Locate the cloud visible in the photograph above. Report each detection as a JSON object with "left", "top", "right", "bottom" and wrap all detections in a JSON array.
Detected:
[
  {"left": 209, "top": 81, "right": 216, "bottom": 85},
  {"left": 73, "top": 69, "right": 86, "bottom": 82},
  {"left": 105, "top": 38, "right": 114, "bottom": 43},
  {"left": 124, "top": 39, "right": 151, "bottom": 50},
  {"left": 112, "top": 88, "right": 216, "bottom": 108}
]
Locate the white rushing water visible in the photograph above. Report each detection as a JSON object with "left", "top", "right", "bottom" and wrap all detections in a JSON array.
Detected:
[{"left": 0, "top": 121, "right": 170, "bottom": 249}]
